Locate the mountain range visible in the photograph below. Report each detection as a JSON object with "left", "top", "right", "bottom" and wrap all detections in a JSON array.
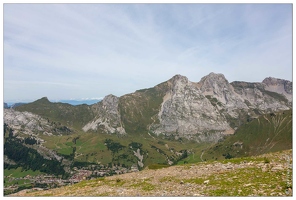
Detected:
[{"left": 3, "top": 72, "right": 292, "bottom": 195}]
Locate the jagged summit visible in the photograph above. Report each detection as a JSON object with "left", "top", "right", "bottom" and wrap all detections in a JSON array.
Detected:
[
  {"left": 198, "top": 72, "right": 233, "bottom": 102},
  {"left": 203, "top": 72, "right": 227, "bottom": 79},
  {"left": 263, "top": 77, "right": 287, "bottom": 84},
  {"left": 168, "top": 74, "right": 189, "bottom": 85},
  {"left": 199, "top": 72, "right": 229, "bottom": 85},
  {"left": 101, "top": 94, "right": 119, "bottom": 106},
  {"left": 262, "top": 77, "right": 292, "bottom": 102},
  {"left": 262, "top": 77, "right": 292, "bottom": 93}
]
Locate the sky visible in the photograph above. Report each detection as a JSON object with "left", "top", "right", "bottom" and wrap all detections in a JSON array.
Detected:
[{"left": 3, "top": 3, "right": 293, "bottom": 103}]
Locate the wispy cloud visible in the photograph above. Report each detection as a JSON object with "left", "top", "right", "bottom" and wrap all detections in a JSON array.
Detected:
[{"left": 4, "top": 4, "right": 292, "bottom": 102}]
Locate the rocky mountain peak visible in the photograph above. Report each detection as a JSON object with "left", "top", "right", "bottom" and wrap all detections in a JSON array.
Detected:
[
  {"left": 101, "top": 94, "right": 119, "bottom": 108},
  {"left": 198, "top": 72, "right": 238, "bottom": 104},
  {"left": 164, "top": 74, "right": 191, "bottom": 96},
  {"left": 169, "top": 74, "right": 189, "bottom": 85},
  {"left": 263, "top": 77, "right": 285, "bottom": 85},
  {"left": 83, "top": 94, "right": 125, "bottom": 134},
  {"left": 205, "top": 72, "right": 227, "bottom": 79},
  {"left": 262, "top": 77, "right": 292, "bottom": 101},
  {"left": 199, "top": 72, "right": 229, "bottom": 87}
]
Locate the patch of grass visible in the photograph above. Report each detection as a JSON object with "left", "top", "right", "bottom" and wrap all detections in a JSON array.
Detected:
[
  {"left": 107, "top": 179, "right": 126, "bottom": 187},
  {"left": 264, "top": 157, "right": 270, "bottom": 164},
  {"left": 38, "top": 193, "right": 53, "bottom": 197},
  {"left": 204, "top": 167, "right": 290, "bottom": 196},
  {"left": 183, "top": 177, "right": 206, "bottom": 185},
  {"left": 159, "top": 176, "right": 180, "bottom": 183},
  {"left": 130, "top": 179, "right": 155, "bottom": 191},
  {"left": 147, "top": 164, "right": 170, "bottom": 170},
  {"left": 220, "top": 156, "right": 266, "bottom": 164},
  {"left": 4, "top": 167, "right": 43, "bottom": 178},
  {"left": 96, "top": 192, "right": 111, "bottom": 196},
  {"left": 209, "top": 189, "right": 229, "bottom": 196}
]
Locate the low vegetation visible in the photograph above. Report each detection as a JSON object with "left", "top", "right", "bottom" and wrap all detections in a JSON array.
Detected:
[
  {"left": 202, "top": 109, "right": 292, "bottom": 161},
  {"left": 9, "top": 150, "right": 292, "bottom": 197}
]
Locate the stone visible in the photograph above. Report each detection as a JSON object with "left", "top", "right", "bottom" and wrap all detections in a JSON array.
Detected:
[
  {"left": 82, "top": 94, "right": 126, "bottom": 134},
  {"left": 148, "top": 73, "right": 291, "bottom": 143}
]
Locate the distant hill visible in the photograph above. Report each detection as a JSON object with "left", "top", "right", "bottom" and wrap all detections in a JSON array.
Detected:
[
  {"left": 4, "top": 99, "right": 102, "bottom": 107},
  {"left": 4, "top": 102, "right": 27, "bottom": 108},
  {"left": 55, "top": 99, "right": 102, "bottom": 105}
]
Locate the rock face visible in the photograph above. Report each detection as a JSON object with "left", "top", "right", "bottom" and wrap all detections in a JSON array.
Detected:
[
  {"left": 78, "top": 72, "right": 291, "bottom": 143},
  {"left": 262, "top": 77, "right": 292, "bottom": 102},
  {"left": 4, "top": 109, "right": 72, "bottom": 170},
  {"left": 147, "top": 73, "right": 292, "bottom": 142},
  {"left": 4, "top": 109, "right": 51, "bottom": 135},
  {"left": 199, "top": 73, "right": 248, "bottom": 117},
  {"left": 82, "top": 94, "right": 126, "bottom": 135},
  {"left": 150, "top": 74, "right": 233, "bottom": 142}
]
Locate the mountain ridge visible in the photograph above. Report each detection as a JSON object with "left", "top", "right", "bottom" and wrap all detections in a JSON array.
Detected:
[{"left": 14, "top": 72, "right": 292, "bottom": 143}]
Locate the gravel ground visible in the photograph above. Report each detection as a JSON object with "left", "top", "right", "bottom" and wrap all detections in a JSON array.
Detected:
[{"left": 10, "top": 149, "right": 292, "bottom": 197}]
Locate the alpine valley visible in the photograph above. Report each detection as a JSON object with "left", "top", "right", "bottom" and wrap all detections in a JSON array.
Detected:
[{"left": 3, "top": 72, "right": 292, "bottom": 195}]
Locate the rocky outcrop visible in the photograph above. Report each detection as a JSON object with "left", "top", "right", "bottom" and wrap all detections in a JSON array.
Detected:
[
  {"left": 82, "top": 94, "right": 126, "bottom": 134},
  {"left": 133, "top": 148, "right": 144, "bottom": 168},
  {"left": 4, "top": 109, "right": 50, "bottom": 135},
  {"left": 231, "top": 80, "right": 291, "bottom": 112},
  {"left": 148, "top": 73, "right": 292, "bottom": 142},
  {"left": 150, "top": 74, "right": 233, "bottom": 142},
  {"left": 4, "top": 109, "right": 73, "bottom": 172},
  {"left": 262, "top": 77, "right": 292, "bottom": 102},
  {"left": 78, "top": 73, "right": 291, "bottom": 142}
]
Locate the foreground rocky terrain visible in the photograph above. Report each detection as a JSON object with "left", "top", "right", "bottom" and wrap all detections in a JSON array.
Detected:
[{"left": 10, "top": 149, "right": 292, "bottom": 197}]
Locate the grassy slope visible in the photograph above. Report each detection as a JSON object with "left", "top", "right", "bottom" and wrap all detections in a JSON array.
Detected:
[
  {"left": 38, "top": 129, "right": 209, "bottom": 168},
  {"left": 4, "top": 167, "right": 44, "bottom": 187},
  {"left": 15, "top": 97, "right": 95, "bottom": 130},
  {"left": 118, "top": 81, "right": 169, "bottom": 135},
  {"left": 12, "top": 87, "right": 208, "bottom": 169},
  {"left": 201, "top": 109, "right": 292, "bottom": 161}
]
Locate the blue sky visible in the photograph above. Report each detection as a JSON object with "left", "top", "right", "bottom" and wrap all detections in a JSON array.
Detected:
[{"left": 3, "top": 3, "right": 293, "bottom": 102}]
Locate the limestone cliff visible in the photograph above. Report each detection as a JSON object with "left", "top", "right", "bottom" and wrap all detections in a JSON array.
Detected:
[
  {"left": 82, "top": 94, "right": 126, "bottom": 134},
  {"left": 262, "top": 77, "right": 292, "bottom": 102},
  {"left": 149, "top": 74, "right": 232, "bottom": 142},
  {"left": 79, "top": 73, "right": 291, "bottom": 143}
]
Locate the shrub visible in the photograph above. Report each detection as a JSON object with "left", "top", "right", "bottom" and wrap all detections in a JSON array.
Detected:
[{"left": 264, "top": 157, "right": 270, "bottom": 164}]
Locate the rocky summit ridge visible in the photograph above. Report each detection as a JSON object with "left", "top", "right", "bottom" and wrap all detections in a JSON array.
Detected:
[
  {"left": 9, "top": 72, "right": 292, "bottom": 144},
  {"left": 76, "top": 72, "right": 291, "bottom": 143}
]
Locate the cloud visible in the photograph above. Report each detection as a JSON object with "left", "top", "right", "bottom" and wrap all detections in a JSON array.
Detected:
[{"left": 3, "top": 4, "right": 292, "bottom": 102}]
